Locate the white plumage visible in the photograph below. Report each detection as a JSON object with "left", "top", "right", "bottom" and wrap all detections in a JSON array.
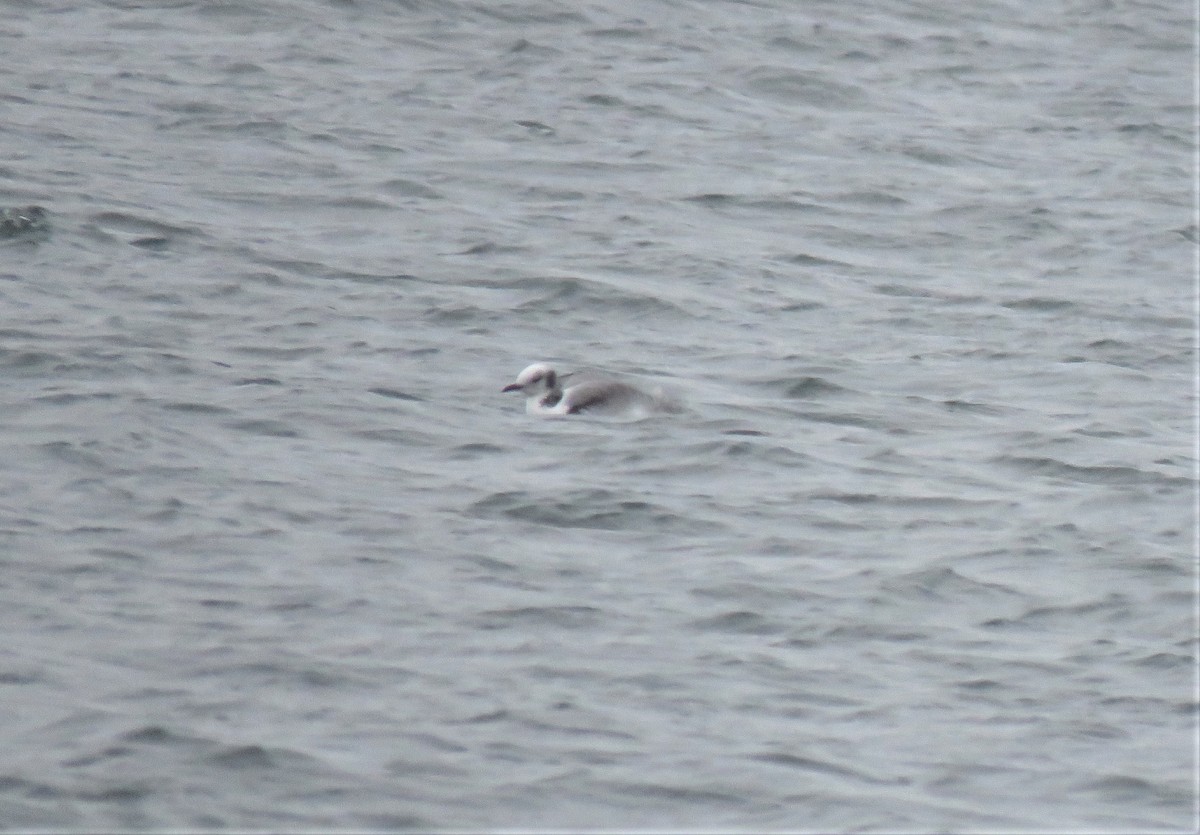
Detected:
[{"left": 501, "top": 362, "right": 676, "bottom": 417}]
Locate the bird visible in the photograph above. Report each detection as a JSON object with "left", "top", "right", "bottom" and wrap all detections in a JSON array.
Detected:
[
  {"left": 502, "top": 362, "right": 672, "bottom": 417},
  {"left": 0, "top": 205, "right": 48, "bottom": 239}
]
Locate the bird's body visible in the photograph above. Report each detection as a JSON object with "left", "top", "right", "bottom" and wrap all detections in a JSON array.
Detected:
[
  {"left": 502, "top": 362, "right": 675, "bottom": 417},
  {"left": 0, "top": 205, "right": 48, "bottom": 239}
]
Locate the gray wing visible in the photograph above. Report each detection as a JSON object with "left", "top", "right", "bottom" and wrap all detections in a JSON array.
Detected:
[{"left": 563, "top": 379, "right": 645, "bottom": 415}]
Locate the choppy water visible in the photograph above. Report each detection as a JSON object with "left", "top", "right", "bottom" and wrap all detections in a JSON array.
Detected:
[{"left": 1, "top": 0, "right": 1195, "bottom": 831}]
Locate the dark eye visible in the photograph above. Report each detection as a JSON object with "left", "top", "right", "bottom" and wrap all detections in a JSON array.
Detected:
[{"left": 530, "top": 374, "right": 543, "bottom": 383}]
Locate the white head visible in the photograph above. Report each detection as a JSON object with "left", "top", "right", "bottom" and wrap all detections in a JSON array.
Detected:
[
  {"left": 502, "top": 362, "right": 568, "bottom": 413},
  {"left": 502, "top": 362, "right": 560, "bottom": 397}
]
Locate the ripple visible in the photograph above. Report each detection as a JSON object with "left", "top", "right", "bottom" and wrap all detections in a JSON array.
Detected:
[
  {"left": 748, "top": 752, "right": 908, "bottom": 786},
  {"left": 688, "top": 610, "right": 787, "bottom": 635},
  {"left": 469, "top": 489, "right": 722, "bottom": 533},
  {"left": 224, "top": 418, "right": 302, "bottom": 438},
  {"left": 995, "top": 455, "right": 1190, "bottom": 487},
  {"left": 474, "top": 605, "right": 604, "bottom": 630},
  {"left": 1001, "top": 297, "right": 1077, "bottom": 312}
]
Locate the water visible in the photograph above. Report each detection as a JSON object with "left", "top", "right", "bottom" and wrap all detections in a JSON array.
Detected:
[{"left": 1, "top": 0, "right": 1194, "bottom": 830}]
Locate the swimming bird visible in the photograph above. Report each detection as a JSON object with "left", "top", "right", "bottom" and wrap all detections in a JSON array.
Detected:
[
  {"left": 502, "top": 362, "right": 671, "bottom": 417},
  {"left": 0, "top": 206, "right": 48, "bottom": 238}
]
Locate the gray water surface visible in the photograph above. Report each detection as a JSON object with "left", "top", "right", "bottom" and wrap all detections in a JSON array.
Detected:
[{"left": 1, "top": 0, "right": 1195, "bottom": 831}]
